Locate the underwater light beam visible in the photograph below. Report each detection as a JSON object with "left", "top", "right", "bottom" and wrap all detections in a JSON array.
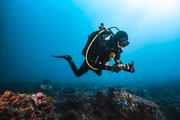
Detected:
[
  {"left": 119, "top": 0, "right": 180, "bottom": 46},
  {"left": 73, "top": 0, "right": 180, "bottom": 47}
]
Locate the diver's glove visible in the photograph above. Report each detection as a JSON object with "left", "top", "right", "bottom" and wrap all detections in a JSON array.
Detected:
[
  {"left": 123, "top": 61, "right": 135, "bottom": 73},
  {"left": 111, "top": 64, "right": 124, "bottom": 73}
]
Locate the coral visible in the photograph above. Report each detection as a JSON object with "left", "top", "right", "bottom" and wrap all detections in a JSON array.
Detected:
[{"left": 0, "top": 90, "right": 60, "bottom": 120}]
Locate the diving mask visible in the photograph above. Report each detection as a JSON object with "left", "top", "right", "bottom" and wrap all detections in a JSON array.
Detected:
[{"left": 119, "top": 38, "right": 129, "bottom": 48}]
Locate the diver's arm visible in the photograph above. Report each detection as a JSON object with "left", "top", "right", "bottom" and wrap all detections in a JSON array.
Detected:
[
  {"left": 114, "top": 52, "right": 122, "bottom": 65},
  {"left": 112, "top": 53, "right": 135, "bottom": 73}
]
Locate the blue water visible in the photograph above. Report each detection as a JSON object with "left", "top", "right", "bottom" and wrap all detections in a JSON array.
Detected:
[{"left": 1, "top": 0, "right": 180, "bottom": 86}]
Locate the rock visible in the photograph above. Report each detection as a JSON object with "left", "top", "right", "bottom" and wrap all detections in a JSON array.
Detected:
[
  {"left": 0, "top": 85, "right": 167, "bottom": 120},
  {"left": 107, "top": 87, "right": 164, "bottom": 120},
  {"left": 96, "top": 90, "right": 108, "bottom": 107}
]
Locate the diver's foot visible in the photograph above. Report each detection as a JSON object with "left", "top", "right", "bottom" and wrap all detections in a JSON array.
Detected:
[{"left": 52, "top": 55, "right": 72, "bottom": 61}]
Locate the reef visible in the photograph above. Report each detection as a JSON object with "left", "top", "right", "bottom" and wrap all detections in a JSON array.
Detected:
[{"left": 0, "top": 83, "right": 166, "bottom": 120}]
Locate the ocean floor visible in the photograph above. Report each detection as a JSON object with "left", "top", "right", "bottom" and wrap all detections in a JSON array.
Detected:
[{"left": 0, "top": 80, "right": 180, "bottom": 120}]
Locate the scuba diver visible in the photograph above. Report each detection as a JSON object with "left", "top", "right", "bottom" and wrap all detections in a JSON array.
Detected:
[{"left": 52, "top": 23, "right": 135, "bottom": 77}]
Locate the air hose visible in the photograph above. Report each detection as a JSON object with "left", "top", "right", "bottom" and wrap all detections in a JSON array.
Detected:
[{"left": 85, "top": 29, "right": 105, "bottom": 70}]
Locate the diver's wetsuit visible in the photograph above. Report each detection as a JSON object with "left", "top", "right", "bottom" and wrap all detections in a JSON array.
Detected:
[
  {"left": 52, "top": 28, "right": 134, "bottom": 77},
  {"left": 67, "top": 59, "right": 103, "bottom": 77},
  {"left": 53, "top": 48, "right": 122, "bottom": 77}
]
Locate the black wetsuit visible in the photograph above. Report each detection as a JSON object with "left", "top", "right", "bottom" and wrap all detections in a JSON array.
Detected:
[
  {"left": 67, "top": 42, "right": 123, "bottom": 77},
  {"left": 66, "top": 59, "right": 102, "bottom": 77},
  {"left": 53, "top": 29, "right": 134, "bottom": 77},
  {"left": 66, "top": 54, "right": 121, "bottom": 77},
  {"left": 60, "top": 30, "right": 124, "bottom": 77}
]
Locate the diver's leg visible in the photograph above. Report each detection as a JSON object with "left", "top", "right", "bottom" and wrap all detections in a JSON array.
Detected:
[
  {"left": 92, "top": 70, "right": 102, "bottom": 76},
  {"left": 68, "top": 60, "right": 89, "bottom": 77},
  {"left": 52, "top": 55, "right": 89, "bottom": 77}
]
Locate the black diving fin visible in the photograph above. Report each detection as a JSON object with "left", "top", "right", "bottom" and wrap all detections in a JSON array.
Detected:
[{"left": 51, "top": 55, "right": 72, "bottom": 61}]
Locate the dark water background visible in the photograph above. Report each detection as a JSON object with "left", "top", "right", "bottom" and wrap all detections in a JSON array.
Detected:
[{"left": 1, "top": 0, "right": 180, "bottom": 90}]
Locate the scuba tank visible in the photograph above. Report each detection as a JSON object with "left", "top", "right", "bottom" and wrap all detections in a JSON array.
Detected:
[{"left": 82, "top": 31, "right": 100, "bottom": 56}]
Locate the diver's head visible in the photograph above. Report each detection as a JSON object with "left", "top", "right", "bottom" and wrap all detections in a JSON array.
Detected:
[{"left": 113, "top": 31, "right": 129, "bottom": 48}]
